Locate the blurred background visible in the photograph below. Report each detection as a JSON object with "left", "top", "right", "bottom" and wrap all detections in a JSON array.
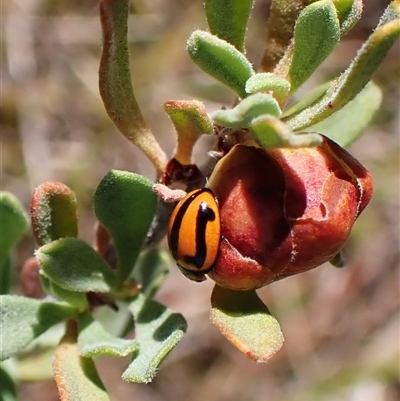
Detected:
[{"left": 1, "top": 0, "right": 399, "bottom": 400}]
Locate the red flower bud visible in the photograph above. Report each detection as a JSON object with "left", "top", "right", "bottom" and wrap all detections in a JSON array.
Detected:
[{"left": 206, "top": 137, "right": 373, "bottom": 291}]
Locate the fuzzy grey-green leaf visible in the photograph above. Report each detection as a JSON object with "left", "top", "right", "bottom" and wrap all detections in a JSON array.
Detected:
[
  {"left": 164, "top": 99, "right": 213, "bottom": 165},
  {"left": 212, "top": 93, "right": 281, "bottom": 128},
  {"left": 245, "top": 73, "right": 291, "bottom": 99},
  {"left": 285, "top": 9, "right": 400, "bottom": 132},
  {"left": 122, "top": 294, "right": 187, "bottom": 383},
  {"left": 37, "top": 238, "right": 118, "bottom": 293},
  {"left": 289, "top": 0, "right": 340, "bottom": 92},
  {"left": 211, "top": 286, "right": 284, "bottom": 362},
  {"left": 0, "top": 295, "right": 77, "bottom": 361},
  {"left": 94, "top": 170, "right": 157, "bottom": 282},
  {"left": 99, "top": 0, "right": 167, "bottom": 175},
  {"left": 187, "top": 30, "right": 254, "bottom": 98},
  {"left": 78, "top": 313, "right": 139, "bottom": 358}
]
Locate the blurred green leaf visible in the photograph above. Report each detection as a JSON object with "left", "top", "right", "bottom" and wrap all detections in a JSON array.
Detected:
[
  {"left": 333, "top": 0, "right": 363, "bottom": 35},
  {"left": 54, "top": 323, "right": 109, "bottom": 401},
  {"left": 0, "top": 255, "right": 12, "bottom": 295},
  {"left": 122, "top": 293, "right": 187, "bottom": 383},
  {"left": 164, "top": 100, "right": 213, "bottom": 165},
  {"left": 286, "top": 5, "right": 400, "bottom": 131},
  {"left": 289, "top": 0, "right": 340, "bottom": 92},
  {"left": 210, "top": 286, "right": 284, "bottom": 362},
  {"left": 250, "top": 115, "right": 322, "bottom": 148},
  {"left": 78, "top": 313, "right": 138, "bottom": 358},
  {"left": 205, "top": 0, "right": 254, "bottom": 52},
  {"left": 99, "top": 0, "right": 167, "bottom": 175},
  {"left": 0, "top": 295, "right": 77, "bottom": 361},
  {"left": 94, "top": 170, "right": 157, "bottom": 282},
  {"left": 212, "top": 93, "right": 281, "bottom": 128},
  {"left": 0, "top": 192, "right": 29, "bottom": 290},
  {"left": 37, "top": 238, "right": 118, "bottom": 293},
  {"left": 30, "top": 182, "right": 78, "bottom": 246},
  {"left": 0, "top": 192, "right": 29, "bottom": 259},
  {"left": 0, "top": 366, "right": 17, "bottom": 401},
  {"left": 307, "top": 82, "right": 382, "bottom": 147},
  {"left": 187, "top": 30, "right": 254, "bottom": 98},
  {"left": 132, "top": 248, "right": 170, "bottom": 298}
]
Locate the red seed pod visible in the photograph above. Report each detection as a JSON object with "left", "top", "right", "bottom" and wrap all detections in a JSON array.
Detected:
[
  {"left": 21, "top": 257, "right": 44, "bottom": 299},
  {"left": 206, "top": 137, "right": 373, "bottom": 291}
]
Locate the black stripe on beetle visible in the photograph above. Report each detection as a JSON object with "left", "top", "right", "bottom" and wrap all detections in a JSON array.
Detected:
[
  {"left": 183, "top": 201, "right": 216, "bottom": 269},
  {"left": 169, "top": 188, "right": 218, "bottom": 271},
  {"left": 169, "top": 190, "right": 199, "bottom": 261}
]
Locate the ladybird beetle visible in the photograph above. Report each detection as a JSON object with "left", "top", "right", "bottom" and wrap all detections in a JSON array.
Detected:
[{"left": 167, "top": 188, "right": 221, "bottom": 279}]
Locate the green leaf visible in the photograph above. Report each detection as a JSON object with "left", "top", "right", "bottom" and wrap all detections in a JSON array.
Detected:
[
  {"left": 212, "top": 93, "right": 281, "bottom": 128},
  {"left": 285, "top": 6, "right": 400, "bottom": 131},
  {"left": 245, "top": 73, "right": 291, "bottom": 100},
  {"left": 164, "top": 100, "right": 213, "bottom": 165},
  {"left": 289, "top": 0, "right": 340, "bottom": 92},
  {"left": 333, "top": 0, "right": 363, "bottom": 35},
  {"left": 187, "top": 30, "right": 255, "bottom": 98},
  {"left": 30, "top": 182, "right": 78, "bottom": 246},
  {"left": 205, "top": 0, "right": 254, "bottom": 52},
  {"left": 0, "top": 295, "right": 77, "bottom": 361},
  {"left": 40, "top": 271, "right": 88, "bottom": 311},
  {"left": 37, "top": 238, "right": 118, "bottom": 293},
  {"left": 0, "top": 192, "right": 29, "bottom": 266},
  {"left": 0, "top": 366, "right": 17, "bottom": 401},
  {"left": 77, "top": 313, "right": 138, "bottom": 358},
  {"left": 122, "top": 294, "right": 187, "bottom": 383},
  {"left": 307, "top": 82, "right": 382, "bottom": 147},
  {"left": 210, "top": 286, "right": 284, "bottom": 362},
  {"left": 250, "top": 115, "right": 322, "bottom": 148},
  {"left": 0, "top": 255, "right": 12, "bottom": 295},
  {"left": 54, "top": 323, "right": 109, "bottom": 401},
  {"left": 132, "top": 248, "right": 170, "bottom": 298},
  {"left": 94, "top": 170, "right": 157, "bottom": 282},
  {"left": 99, "top": 0, "right": 167, "bottom": 175}
]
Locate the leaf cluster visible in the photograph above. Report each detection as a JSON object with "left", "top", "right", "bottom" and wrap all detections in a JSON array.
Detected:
[{"left": 1, "top": 172, "right": 186, "bottom": 398}]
